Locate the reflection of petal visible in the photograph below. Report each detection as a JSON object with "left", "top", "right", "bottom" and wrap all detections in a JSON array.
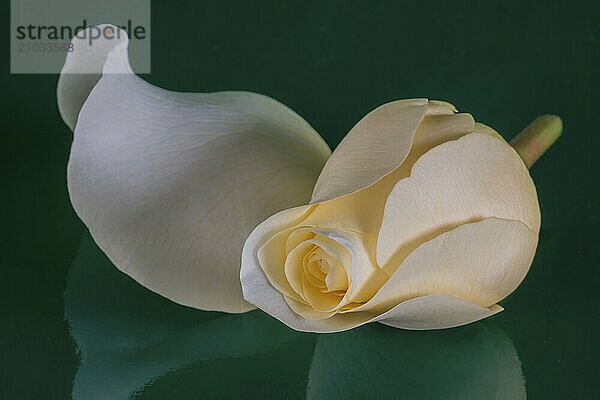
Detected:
[
  {"left": 59, "top": 26, "right": 331, "bottom": 312},
  {"left": 64, "top": 233, "right": 310, "bottom": 400},
  {"left": 307, "top": 322, "right": 526, "bottom": 400}
]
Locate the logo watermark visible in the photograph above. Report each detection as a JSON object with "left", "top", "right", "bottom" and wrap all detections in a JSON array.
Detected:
[{"left": 10, "top": 0, "right": 150, "bottom": 74}]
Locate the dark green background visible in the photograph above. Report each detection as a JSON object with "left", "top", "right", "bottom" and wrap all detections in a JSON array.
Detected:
[{"left": 1, "top": 1, "right": 598, "bottom": 399}]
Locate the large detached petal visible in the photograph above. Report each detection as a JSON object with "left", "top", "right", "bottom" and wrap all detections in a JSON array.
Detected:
[
  {"left": 60, "top": 26, "right": 331, "bottom": 313},
  {"left": 377, "top": 132, "right": 540, "bottom": 271},
  {"left": 310, "top": 99, "right": 428, "bottom": 203}
]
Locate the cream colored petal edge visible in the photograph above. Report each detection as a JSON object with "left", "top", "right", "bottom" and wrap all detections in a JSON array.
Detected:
[
  {"left": 377, "top": 132, "right": 540, "bottom": 270},
  {"left": 377, "top": 295, "right": 503, "bottom": 330},
  {"left": 310, "top": 99, "right": 429, "bottom": 203},
  {"left": 63, "top": 26, "right": 331, "bottom": 313},
  {"left": 353, "top": 218, "right": 537, "bottom": 313}
]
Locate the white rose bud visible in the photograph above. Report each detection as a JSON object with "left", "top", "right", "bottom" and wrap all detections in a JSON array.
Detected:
[{"left": 241, "top": 100, "right": 560, "bottom": 332}]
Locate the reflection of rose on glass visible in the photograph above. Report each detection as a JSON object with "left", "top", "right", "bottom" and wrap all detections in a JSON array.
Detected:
[
  {"left": 308, "top": 322, "right": 526, "bottom": 400},
  {"left": 65, "top": 233, "right": 526, "bottom": 399},
  {"left": 64, "top": 233, "right": 308, "bottom": 400},
  {"left": 59, "top": 26, "right": 561, "bottom": 332}
]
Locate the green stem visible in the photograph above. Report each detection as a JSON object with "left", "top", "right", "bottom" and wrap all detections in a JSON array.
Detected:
[{"left": 510, "top": 115, "right": 563, "bottom": 169}]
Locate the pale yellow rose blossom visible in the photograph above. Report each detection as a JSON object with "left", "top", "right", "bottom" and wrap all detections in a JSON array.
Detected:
[{"left": 58, "top": 26, "right": 561, "bottom": 332}]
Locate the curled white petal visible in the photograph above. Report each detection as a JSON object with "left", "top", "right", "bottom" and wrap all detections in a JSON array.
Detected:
[
  {"left": 377, "top": 132, "right": 540, "bottom": 271},
  {"left": 377, "top": 294, "right": 503, "bottom": 330},
  {"left": 60, "top": 26, "right": 331, "bottom": 313},
  {"left": 310, "top": 99, "right": 428, "bottom": 203},
  {"left": 304, "top": 101, "right": 475, "bottom": 235},
  {"left": 352, "top": 218, "right": 537, "bottom": 314}
]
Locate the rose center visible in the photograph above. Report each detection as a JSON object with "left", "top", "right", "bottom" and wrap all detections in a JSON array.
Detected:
[
  {"left": 281, "top": 231, "right": 355, "bottom": 313},
  {"left": 303, "top": 247, "right": 348, "bottom": 296}
]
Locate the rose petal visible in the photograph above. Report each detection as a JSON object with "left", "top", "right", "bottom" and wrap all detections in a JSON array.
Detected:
[
  {"left": 377, "top": 132, "right": 540, "bottom": 271},
  {"left": 307, "top": 228, "right": 388, "bottom": 302},
  {"left": 62, "top": 27, "right": 331, "bottom": 313},
  {"left": 352, "top": 218, "right": 537, "bottom": 314},
  {"left": 474, "top": 122, "right": 504, "bottom": 140},
  {"left": 253, "top": 208, "right": 315, "bottom": 303},
  {"left": 377, "top": 295, "right": 503, "bottom": 330},
  {"left": 285, "top": 235, "right": 349, "bottom": 294},
  {"left": 389, "top": 111, "right": 475, "bottom": 179},
  {"left": 310, "top": 99, "right": 429, "bottom": 203},
  {"left": 304, "top": 101, "right": 474, "bottom": 230}
]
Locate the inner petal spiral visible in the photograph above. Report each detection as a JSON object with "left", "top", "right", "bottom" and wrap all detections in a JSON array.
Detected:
[
  {"left": 304, "top": 247, "right": 348, "bottom": 294},
  {"left": 283, "top": 234, "right": 351, "bottom": 312}
]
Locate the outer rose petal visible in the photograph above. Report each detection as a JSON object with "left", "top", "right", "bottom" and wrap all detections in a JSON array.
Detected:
[
  {"left": 351, "top": 218, "right": 537, "bottom": 314},
  {"left": 304, "top": 102, "right": 475, "bottom": 234},
  {"left": 310, "top": 99, "right": 429, "bottom": 203},
  {"left": 60, "top": 27, "right": 331, "bottom": 313},
  {"left": 377, "top": 132, "right": 540, "bottom": 271},
  {"left": 377, "top": 295, "right": 503, "bottom": 330}
]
